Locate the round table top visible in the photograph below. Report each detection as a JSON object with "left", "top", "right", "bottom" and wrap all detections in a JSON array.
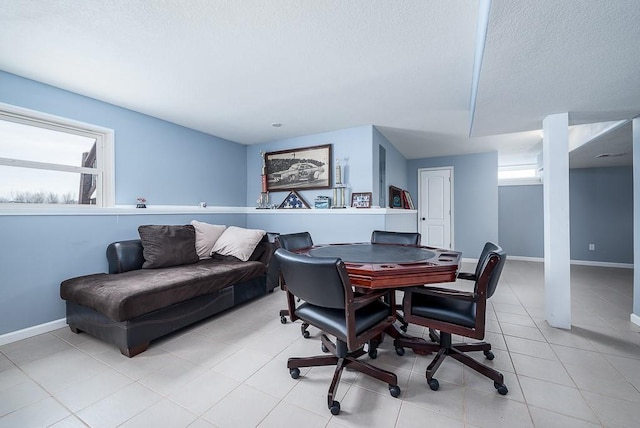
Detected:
[{"left": 308, "top": 243, "right": 436, "bottom": 264}]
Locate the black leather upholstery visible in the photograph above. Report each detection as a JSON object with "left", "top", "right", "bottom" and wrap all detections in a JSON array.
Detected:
[
  {"left": 106, "top": 240, "right": 145, "bottom": 274},
  {"left": 395, "top": 242, "right": 508, "bottom": 394},
  {"left": 276, "top": 248, "right": 399, "bottom": 413},
  {"left": 277, "top": 232, "right": 314, "bottom": 251},
  {"left": 371, "top": 230, "right": 421, "bottom": 246}
]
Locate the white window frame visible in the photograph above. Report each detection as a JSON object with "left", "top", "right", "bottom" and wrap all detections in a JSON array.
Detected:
[
  {"left": 498, "top": 164, "right": 542, "bottom": 186},
  {"left": 0, "top": 102, "right": 114, "bottom": 208}
]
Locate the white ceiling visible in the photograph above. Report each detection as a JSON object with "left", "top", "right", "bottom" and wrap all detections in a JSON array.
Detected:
[{"left": 1, "top": 0, "right": 638, "bottom": 167}]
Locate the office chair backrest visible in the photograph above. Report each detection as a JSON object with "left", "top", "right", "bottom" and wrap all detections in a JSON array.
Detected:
[
  {"left": 274, "top": 248, "right": 348, "bottom": 309},
  {"left": 476, "top": 244, "right": 506, "bottom": 300},
  {"left": 371, "top": 230, "right": 421, "bottom": 246},
  {"left": 278, "top": 232, "right": 314, "bottom": 251},
  {"left": 474, "top": 242, "right": 501, "bottom": 280}
]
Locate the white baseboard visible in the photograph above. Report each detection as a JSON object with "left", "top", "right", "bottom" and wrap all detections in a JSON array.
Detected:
[
  {"left": 504, "top": 255, "right": 633, "bottom": 269},
  {"left": 631, "top": 314, "right": 640, "bottom": 327},
  {"left": 0, "top": 318, "right": 67, "bottom": 346}
]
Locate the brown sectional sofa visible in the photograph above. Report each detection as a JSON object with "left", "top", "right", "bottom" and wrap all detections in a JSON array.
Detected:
[{"left": 60, "top": 232, "right": 278, "bottom": 357}]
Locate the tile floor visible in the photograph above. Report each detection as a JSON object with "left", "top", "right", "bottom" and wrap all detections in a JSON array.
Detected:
[{"left": 1, "top": 260, "right": 639, "bottom": 427}]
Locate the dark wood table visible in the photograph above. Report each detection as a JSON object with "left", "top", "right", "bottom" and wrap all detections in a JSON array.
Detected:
[
  {"left": 300, "top": 242, "right": 461, "bottom": 290},
  {"left": 298, "top": 242, "right": 461, "bottom": 344}
]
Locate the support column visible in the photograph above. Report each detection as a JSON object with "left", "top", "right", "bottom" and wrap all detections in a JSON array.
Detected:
[
  {"left": 543, "top": 113, "right": 571, "bottom": 329},
  {"left": 632, "top": 118, "right": 640, "bottom": 326}
]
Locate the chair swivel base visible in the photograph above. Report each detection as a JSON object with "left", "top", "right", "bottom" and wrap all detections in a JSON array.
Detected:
[
  {"left": 394, "top": 332, "right": 508, "bottom": 395},
  {"left": 288, "top": 334, "right": 401, "bottom": 415}
]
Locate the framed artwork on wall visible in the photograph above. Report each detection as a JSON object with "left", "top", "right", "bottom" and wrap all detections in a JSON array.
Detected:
[{"left": 265, "top": 144, "right": 332, "bottom": 191}]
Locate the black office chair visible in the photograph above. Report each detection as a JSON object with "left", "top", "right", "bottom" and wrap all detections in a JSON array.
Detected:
[
  {"left": 394, "top": 243, "right": 508, "bottom": 395},
  {"left": 275, "top": 232, "right": 314, "bottom": 338},
  {"left": 371, "top": 230, "right": 421, "bottom": 246},
  {"left": 275, "top": 248, "right": 400, "bottom": 415},
  {"left": 371, "top": 230, "right": 422, "bottom": 332}
]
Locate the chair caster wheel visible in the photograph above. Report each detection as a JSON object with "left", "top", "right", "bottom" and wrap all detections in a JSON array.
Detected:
[
  {"left": 428, "top": 330, "right": 439, "bottom": 343},
  {"left": 389, "top": 385, "right": 401, "bottom": 397},
  {"left": 289, "top": 368, "right": 300, "bottom": 379},
  {"left": 321, "top": 343, "right": 329, "bottom": 353},
  {"left": 494, "top": 382, "right": 508, "bottom": 395},
  {"left": 484, "top": 350, "right": 495, "bottom": 360},
  {"left": 428, "top": 378, "right": 439, "bottom": 391},
  {"left": 329, "top": 400, "right": 341, "bottom": 415},
  {"left": 400, "top": 324, "right": 408, "bottom": 332},
  {"left": 395, "top": 346, "right": 405, "bottom": 356},
  {"left": 302, "top": 330, "right": 310, "bottom": 339},
  {"left": 280, "top": 316, "right": 287, "bottom": 324},
  {"left": 368, "top": 348, "right": 378, "bottom": 359}
]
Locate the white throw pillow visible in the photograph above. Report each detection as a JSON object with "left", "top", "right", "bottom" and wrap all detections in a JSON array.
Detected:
[
  {"left": 211, "top": 226, "right": 266, "bottom": 262},
  {"left": 190, "top": 220, "right": 226, "bottom": 259}
]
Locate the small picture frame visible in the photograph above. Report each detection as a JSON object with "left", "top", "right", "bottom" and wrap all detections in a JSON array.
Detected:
[
  {"left": 351, "top": 192, "right": 372, "bottom": 208},
  {"left": 278, "top": 190, "right": 310, "bottom": 209},
  {"left": 389, "top": 186, "right": 404, "bottom": 208}
]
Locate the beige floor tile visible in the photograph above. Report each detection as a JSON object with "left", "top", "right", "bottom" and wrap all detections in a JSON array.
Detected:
[
  {"left": 49, "top": 415, "right": 91, "bottom": 428},
  {"left": 53, "top": 369, "right": 134, "bottom": 412},
  {"left": 202, "top": 384, "right": 279, "bottom": 428},
  {"left": 504, "top": 335, "right": 557, "bottom": 360},
  {"left": 396, "top": 402, "right": 464, "bottom": 428},
  {"left": 582, "top": 390, "right": 640, "bottom": 428},
  {"left": 139, "top": 354, "right": 208, "bottom": 396},
  {"left": 463, "top": 388, "right": 533, "bottom": 428},
  {"left": 119, "top": 398, "right": 199, "bottom": 428},
  {"left": 167, "top": 368, "right": 240, "bottom": 416},
  {"left": 331, "top": 385, "right": 403, "bottom": 427},
  {"left": 212, "top": 347, "right": 272, "bottom": 383},
  {"left": 0, "top": 366, "right": 29, "bottom": 392},
  {"left": 519, "top": 376, "right": 599, "bottom": 423},
  {"left": 500, "top": 323, "right": 547, "bottom": 342},
  {"left": 511, "top": 353, "right": 574, "bottom": 386},
  {"left": 76, "top": 382, "right": 162, "bottom": 428},
  {"left": 401, "top": 372, "right": 464, "bottom": 420},
  {"left": 528, "top": 406, "right": 601, "bottom": 428},
  {"left": 0, "top": 378, "right": 49, "bottom": 417},
  {"left": 0, "top": 333, "right": 72, "bottom": 366},
  {"left": 245, "top": 357, "right": 301, "bottom": 399},
  {"left": 258, "top": 401, "right": 329, "bottom": 427},
  {"left": 0, "top": 397, "right": 70, "bottom": 428}
]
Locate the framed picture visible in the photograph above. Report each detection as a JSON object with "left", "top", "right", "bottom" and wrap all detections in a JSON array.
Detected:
[
  {"left": 278, "top": 190, "right": 310, "bottom": 209},
  {"left": 389, "top": 186, "right": 404, "bottom": 208},
  {"left": 265, "top": 144, "right": 332, "bottom": 191},
  {"left": 351, "top": 192, "right": 372, "bottom": 208}
]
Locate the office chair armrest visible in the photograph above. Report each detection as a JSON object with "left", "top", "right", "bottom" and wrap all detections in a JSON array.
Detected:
[
  {"left": 352, "top": 289, "right": 392, "bottom": 310},
  {"left": 410, "top": 286, "right": 477, "bottom": 302},
  {"left": 457, "top": 272, "right": 476, "bottom": 281}
]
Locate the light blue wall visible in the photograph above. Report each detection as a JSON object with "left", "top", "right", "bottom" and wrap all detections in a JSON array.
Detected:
[
  {"left": 0, "top": 71, "right": 247, "bottom": 206},
  {"left": 0, "top": 213, "right": 247, "bottom": 335},
  {"left": 246, "top": 125, "right": 375, "bottom": 207},
  {"left": 0, "top": 70, "right": 253, "bottom": 335},
  {"left": 372, "top": 127, "right": 409, "bottom": 207},
  {"left": 497, "top": 166, "right": 633, "bottom": 264},
  {"left": 499, "top": 185, "right": 544, "bottom": 258},
  {"left": 570, "top": 167, "right": 633, "bottom": 264},
  {"left": 407, "top": 152, "right": 499, "bottom": 258}
]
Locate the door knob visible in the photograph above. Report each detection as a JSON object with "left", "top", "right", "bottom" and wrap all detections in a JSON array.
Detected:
[{"left": 421, "top": 217, "right": 426, "bottom": 221}]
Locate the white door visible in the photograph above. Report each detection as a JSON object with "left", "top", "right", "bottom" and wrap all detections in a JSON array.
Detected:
[{"left": 418, "top": 168, "right": 453, "bottom": 249}]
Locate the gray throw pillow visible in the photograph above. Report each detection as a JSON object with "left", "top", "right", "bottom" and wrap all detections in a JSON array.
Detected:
[{"left": 138, "top": 225, "right": 199, "bottom": 269}]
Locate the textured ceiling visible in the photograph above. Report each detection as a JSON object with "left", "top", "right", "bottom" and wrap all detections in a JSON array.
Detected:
[{"left": 0, "top": 1, "right": 638, "bottom": 167}]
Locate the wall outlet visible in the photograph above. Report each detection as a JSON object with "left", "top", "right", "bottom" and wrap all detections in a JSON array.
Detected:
[{"left": 588, "top": 244, "right": 595, "bottom": 251}]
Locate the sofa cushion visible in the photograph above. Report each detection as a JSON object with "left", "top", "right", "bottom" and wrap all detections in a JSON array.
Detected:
[
  {"left": 190, "top": 220, "right": 226, "bottom": 259},
  {"left": 138, "top": 225, "right": 199, "bottom": 269},
  {"left": 60, "top": 258, "right": 266, "bottom": 322},
  {"left": 211, "top": 226, "right": 266, "bottom": 262}
]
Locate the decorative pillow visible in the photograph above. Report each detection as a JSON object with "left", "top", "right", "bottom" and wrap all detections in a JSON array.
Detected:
[
  {"left": 138, "top": 225, "right": 199, "bottom": 269},
  {"left": 190, "top": 220, "right": 226, "bottom": 259},
  {"left": 211, "top": 226, "right": 266, "bottom": 262}
]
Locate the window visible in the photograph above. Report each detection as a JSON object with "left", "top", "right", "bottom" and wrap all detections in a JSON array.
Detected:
[
  {"left": 0, "top": 103, "right": 114, "bottom": 207},
  {"left": 498, "top": 164, "right": 541, "bottom": 186}
]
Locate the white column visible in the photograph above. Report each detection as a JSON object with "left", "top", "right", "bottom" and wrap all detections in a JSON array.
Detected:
[
  {"left": 543, "top": 113, "right": 571, "bottom": 329},
  {"left": 632, "top": 118, "right": 640, "bottom": 326}
]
